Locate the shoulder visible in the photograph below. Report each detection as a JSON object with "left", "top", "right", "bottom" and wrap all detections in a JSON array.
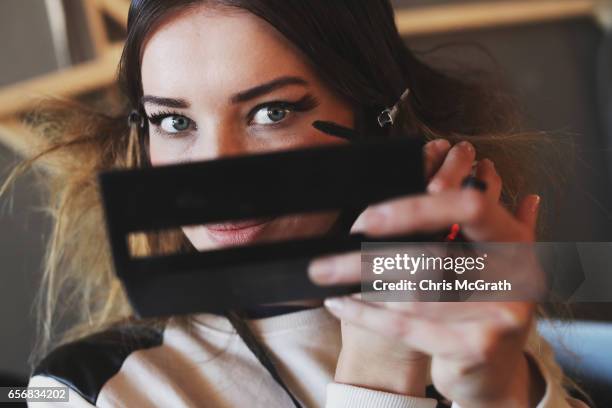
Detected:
[
  {"left": 31, "top": 323, "right": 164, "bottom": 406},
  {"left": 27, "top": 375, "right": 94, "bottom": 407}
]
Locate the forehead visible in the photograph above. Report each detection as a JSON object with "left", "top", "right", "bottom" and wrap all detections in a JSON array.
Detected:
[{"left": 141, "top": 6, "right": 314, "bottom": 100}]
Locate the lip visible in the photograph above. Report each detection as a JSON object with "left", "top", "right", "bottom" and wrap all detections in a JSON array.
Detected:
[{"left": 204, "top": 217, "right": 274, "bottom": 246}]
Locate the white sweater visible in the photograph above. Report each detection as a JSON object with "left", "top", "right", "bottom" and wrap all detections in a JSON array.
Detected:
[{"left": 29, "top": 307, "right": 587, "bottom": 408}]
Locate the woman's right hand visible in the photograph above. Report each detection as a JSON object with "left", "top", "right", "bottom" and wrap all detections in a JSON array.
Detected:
[
  {"left": 314, "top": 139, "right": 541, "bottom": 403},
  {"left": 333, "top": 139, "right": 492, "bottom": 396}
]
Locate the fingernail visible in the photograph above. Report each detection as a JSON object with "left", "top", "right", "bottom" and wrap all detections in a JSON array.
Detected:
[
  {"left": 530, "top": 195, "right": 541, "bottom": 213},
  {"left": 458, "top": 141, "right": 475, "bottom": 154},
  {"left": 324, "top": 297, "right": 346, "bottom": 311},
  {"left": 352, "top": 214, "right": 367, "bottom": 232},
  {"left": 478, "top": 158, "right": 491, "bottom": 169},
  {"left": 434, "top": 138, "right": 451, "bottom": 150},
  {"left": 352, "top": 208, "right": 387, "bottom": 233},
  {"left": 308, "top": 258, "right": 335, "bottom": 283},
  {"left": 427, "top": 179, "right": 448, "bottom": 194}
]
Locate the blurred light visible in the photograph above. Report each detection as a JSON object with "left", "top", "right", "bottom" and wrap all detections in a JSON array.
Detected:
[{"left": 44, "top": 0, "right": 71, "bottom": 69}]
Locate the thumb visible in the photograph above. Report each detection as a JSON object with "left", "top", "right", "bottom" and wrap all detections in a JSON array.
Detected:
[{"left": 515, "top": 194, "right": 541, "bottom": 231}]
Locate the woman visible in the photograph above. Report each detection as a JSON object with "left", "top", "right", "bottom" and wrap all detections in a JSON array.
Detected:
[{"left": 13, "top": 0, "right": 586, "bottom": 407}]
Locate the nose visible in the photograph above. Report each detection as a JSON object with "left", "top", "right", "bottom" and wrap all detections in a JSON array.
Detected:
[{"left": 192, "top": 123, "right": 247, "bottom": 161}]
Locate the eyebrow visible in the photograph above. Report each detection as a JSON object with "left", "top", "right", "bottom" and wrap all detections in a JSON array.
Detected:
[
  {"left": 230, "top": 76, "right": 308, "bottom": 104},
  {"left": 141, "top": 76, "right": 308, "bottom": 109},
  {"left": 141, "top": 95, "right": 190, "bottom": 109}
]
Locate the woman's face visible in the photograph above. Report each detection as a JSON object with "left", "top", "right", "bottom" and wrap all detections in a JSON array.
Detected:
[{"left": 141, "top": 6, "right": 354, "bottom": 250}]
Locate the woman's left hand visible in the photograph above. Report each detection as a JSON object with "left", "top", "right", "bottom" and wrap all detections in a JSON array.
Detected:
[{"left": 308, "top": 139, "right": 545, "bottom": 408}]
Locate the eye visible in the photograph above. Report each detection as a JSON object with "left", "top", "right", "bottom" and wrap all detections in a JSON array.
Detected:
[
  {"left": 252, "top": 105, "right": 290, "bottom": 125},
  {"left": 246, "top": 95, "right": 320, "bottom": 128},
  {"left": 159, "top": 115, "right": 192, "bottom": 133}
]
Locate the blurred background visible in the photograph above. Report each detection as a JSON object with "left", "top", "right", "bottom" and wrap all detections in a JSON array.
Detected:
[{"left": 1, "top": 0, "right": 611, "bottom": 405}]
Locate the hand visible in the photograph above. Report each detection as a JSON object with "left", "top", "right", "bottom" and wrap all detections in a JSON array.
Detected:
[{"left": 309, "top": 139, "right": 544, "bottom": 407}]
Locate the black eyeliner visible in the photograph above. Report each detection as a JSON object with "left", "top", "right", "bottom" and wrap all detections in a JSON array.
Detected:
[
  {"left": 246, "top": 94, "right": 319, "bottom": 123},
  {"left": 312, "top": 120, "right": 360, "bottom": 142}
]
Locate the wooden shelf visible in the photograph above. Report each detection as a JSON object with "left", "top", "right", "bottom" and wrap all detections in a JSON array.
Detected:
[
  {"left": 396, "top": 0, "right": 595, "bottom": 36},
  {"left": 97, "top": 0, "right": 129, "bottom": 28},
  {"left": 0, "top": 44, "right": 122, "bottom": 119}
]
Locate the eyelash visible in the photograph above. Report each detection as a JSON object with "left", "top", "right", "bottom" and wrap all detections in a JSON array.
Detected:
[
  {"left": 146, "top": 94, "right": 320, "bottom": 136},
  {"left": 246, "top": 94, "right": 319, "bottom": 127},
  {"left": 147, "top": 110, "right": 189, "bottom": 126}
]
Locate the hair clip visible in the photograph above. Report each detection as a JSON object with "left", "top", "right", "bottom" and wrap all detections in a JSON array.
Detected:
[
  {"left": 128, "top": 110, "right": 145, "bottom": 129},
  {"left": 377, "top": 88, "right": 411, "bottom": 128}
]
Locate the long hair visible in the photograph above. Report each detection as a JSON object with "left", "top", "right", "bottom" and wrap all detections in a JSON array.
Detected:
[{"left": 2, "top": 0, "right": 567, "bottom": 379}]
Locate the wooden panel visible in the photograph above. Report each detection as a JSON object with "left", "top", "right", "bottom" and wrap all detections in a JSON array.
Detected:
[
  {"left": 83, "top": 0, "right": 110, "bottom": 56},
  {"left": 0, "top": 44, "right": 122, "bottom": 119},
  {"left": 97, "top": 0, "right": 129, "bottom": 28},
  {"left": 396, "top": 0, "right": 595, "bottom": 36}
]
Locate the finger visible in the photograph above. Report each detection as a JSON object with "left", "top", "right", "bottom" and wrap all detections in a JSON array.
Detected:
[
  {"left": 515, "top": 194, "right": 541, "bottom": 232},
  {"left": 325, "top": 297, "right": 532, "bottom": 357},
  {"left": 310, "top": 244, "right": 449, "bottom": 287},
  {"left": 352, "top": 296, "right": 534, "bottom": 327},
  {"left": 384, "top": 302, "right": 533, "bottom": 325},
  {"left": 308, "top": 251, "right": 361, "bottom": 285},
  {"left": 424, "top": 139, "right": 451, "bottom": 181},
  {"left": 475, "top": 159, "right": 502, "bottom": 202},
  {"left": 428, "top": 141, "right": 476, "bottom": 194},
  {"left": 310, "top": 244, "right": 443, "bottom": 287},
  {"left": 324, "top": 297, "right": 458, "bottom": 355},
  {"left": 353, "top": 189, "right": 529, "bottom": 242}
]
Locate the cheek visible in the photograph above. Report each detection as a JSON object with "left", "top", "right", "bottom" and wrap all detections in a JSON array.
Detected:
[
  {"left": 148, "top": 136, "right": 167, "bottom": 166},
  {"left": 148, "top": 142, "right": 162, "bottom": 166},
  {"left": 148, "top": 136, "right": 190, "bottom": 166}
]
